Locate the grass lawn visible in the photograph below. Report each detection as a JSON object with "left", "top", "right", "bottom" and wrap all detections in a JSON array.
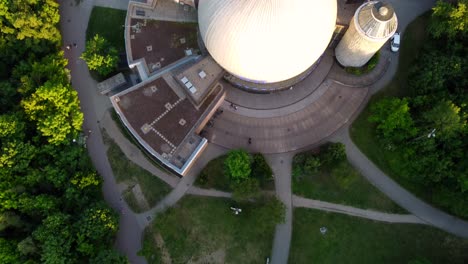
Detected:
[
  {"left": 86, "top": 7, "right": 126, "bottom": 52},
  {"left": 140, "top": 196, "right": 277, "bottom": 263},
  {"left": 102, "top": 130, "right": 171, "bottom": 213},
  {"left": 292, "top": 158, "right": 405, "bottom": 213},
  {"left": 289, "top": 208, "right": 468, "bottom": 264},
  {"left": 349, "top": 13, "right": 451, "bottom": 209},
  {"left": 195, "top": 153, "right": 275, "bottom": 191}
]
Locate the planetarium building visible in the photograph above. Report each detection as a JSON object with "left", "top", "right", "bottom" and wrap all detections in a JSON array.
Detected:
[{"left": 198, "top": 0, "right": 337, "bottom": 89}]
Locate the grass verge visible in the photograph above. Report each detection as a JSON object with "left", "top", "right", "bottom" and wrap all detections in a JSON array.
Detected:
[
  {"left": 140, "top": 196, "right": 279, "bottom": 263},
  {"left": 345, "top": 51, "right": 380, "bottom": 76},
  {"left": 289, "top": 208, "right": 468, "bottom": 264},
  {"left": 86, "top": 7, "right": 126, "bottom": 52},
  {"left": 102, "top": 130, "right": 171, "bottom": 213},
  {"left": 350, "top": 13, "right": 445, "bottom": 206},
  {"left": 292, "top": 157, "right": 405, "bottom": 213}
]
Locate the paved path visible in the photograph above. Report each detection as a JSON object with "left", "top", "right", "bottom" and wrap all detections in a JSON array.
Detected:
[
  {"left": 292, "top": 195, "right": 426, "bottom": 224},
  {"left": 332, "top": 130, "right": 468, "bottom": 238},
  {"left": 59, "top": 1, "right": 147, "bottom": 263},
  {"left": 187, "top": 187, "right": 232, "bottom": 198},
  {"left": 266, "top": 154, "right": 294, "bottom": 264},
  {"left": 134, "top": 143, "right": 227, "bottom": 227}
]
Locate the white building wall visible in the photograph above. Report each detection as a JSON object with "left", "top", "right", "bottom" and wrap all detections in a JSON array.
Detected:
[{"left": 335, "top": 17, "right": 388, "bottom": 67}]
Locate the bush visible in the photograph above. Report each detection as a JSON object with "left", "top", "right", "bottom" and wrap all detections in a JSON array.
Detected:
[
  {"left": 224, "top": 149, "right": 252, "bottom": 183},
  {"left": 248, "top": 197, "right": 285, "bottom": 233},
  {"left": 81, "top": 34, "right": 119, "bottom": 77},
  {"left": 304, "top": 156, "right": 321, "bottom": 175},
  {"left": 321, "top": 142, "right": 347, "bottom": 165}
]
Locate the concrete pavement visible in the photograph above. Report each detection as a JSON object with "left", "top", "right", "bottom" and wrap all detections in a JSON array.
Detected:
[
  {"left": 59, "top": 0, "right": 146, "bottom": 262},
  {"left": 267, "top": 154, "right": 294, "bottom": 264},
  {"left": 293, "top": 195, "right": 426, "bottom": 224}
]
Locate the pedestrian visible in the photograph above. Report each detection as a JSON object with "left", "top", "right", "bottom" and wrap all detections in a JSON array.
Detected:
[{"left": 73, "top": 43, "right": 77, "bottom": 48}]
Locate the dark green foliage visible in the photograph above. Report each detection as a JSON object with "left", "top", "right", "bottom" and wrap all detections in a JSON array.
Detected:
[
  {"left": 321, "top": 142, "right": 347, "bottom": 165},
  {"left": 0, "top": 1, "right": 126, "bottom": 262},
  {"left": 354, "top": 5, "right": 468, "bottom": 218},
  {"left": 303, "top": 156, "right": 321, "bottom": 175},
  {"left": 429, "top": 0, "right": 468, "bottom": 39},
  {"left": 224, "top": 149, "right": 252, "bottom": 183},
  {"left": 369, "top": 97, "right": 418, "bottom": 144},
  {"left": 90, "top": 249, "right": 129, "bottom": 264},
  {"left": 251, "top": 153, "right": 273, "bottom": 188},
  {"left": 196, "top": 153, "right": 274, "bottom": 191},
  {"left": 246, "top": 196, "right": 285, "bottom": 233},
  {"left": 232, "top": 178, "right": 261, "bottom": 202}
]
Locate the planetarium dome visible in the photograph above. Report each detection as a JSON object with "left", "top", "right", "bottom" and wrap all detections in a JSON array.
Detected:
[{"left": 198, "top": 0, "right": 337, "bottom": 84}]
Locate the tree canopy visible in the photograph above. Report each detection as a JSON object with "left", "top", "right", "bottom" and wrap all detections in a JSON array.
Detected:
[
  {"left": 368, "top": 0, "right": 468, "bottom": 218},
  {"left": 0, "top": 0, "right": 126, "bottom": 262},
  {"left": 81, "top": 34, "right": 119, "bottom": 76},
  {"left": 224, "top": 149, "right": 252, "bottom": 183}
]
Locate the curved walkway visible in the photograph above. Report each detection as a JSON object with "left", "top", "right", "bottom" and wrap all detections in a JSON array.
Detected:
[
  {"left": 206, "top": 83, "right": 368, "bottom": 153},
  {"left": 332, "top": 129, "right": 468, "bottom": 238},
  {"left": 292, "top": 195, "right": 426, "bottom": 224}
]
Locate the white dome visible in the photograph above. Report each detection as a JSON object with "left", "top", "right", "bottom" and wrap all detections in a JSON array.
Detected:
[{"left": 198, "top": 0, "right": 337, "bottom": 83}]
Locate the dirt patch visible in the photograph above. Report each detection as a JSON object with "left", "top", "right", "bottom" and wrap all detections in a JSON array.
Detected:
[
  {"left": 131, "top": 183, "right": 150, "bottom": 210},
  {"left": 188, "top": 249, "right": 226, "bottom": 264},
  {"left": 154, "top": 232, "right": 172, "bottom": 264}
]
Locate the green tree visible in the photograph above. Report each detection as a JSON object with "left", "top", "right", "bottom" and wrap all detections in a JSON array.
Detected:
[
  {"left": 33, "top": 213, "right": 75, "bottom": 264},
  {"left": 0, "top": 211, "right": 24, "bottom": 232},
  {"left": 422, "top": 100, "right": 466, "bottom": 139},
  {"left": 0, "top": 0, "right": 61, "bottom": 42},
  {"left": 321, "top": 142, "right": 346, "bottom": 165},
  {"left": 21, "top": 81, "right": 83, "bottom": 144},
  {"left": 250, "top": 197, "right": 285, "bottom": 233},
  {"left": 303, "top": 156, "right": 321, "bottom": 175},
  {"left": 75, "top": 203, "right": 118, "bottom": 256},
  {"left": 17, "top": 236, "right": 38, "bottom": 257},
  {"left": 90, "top": 249, "right": 128, "bottom": 264},
  {"left": 251, "top": 153, "right": 273, "bottom": 187},
  {"left": 224, "top": 149, "right": 252, "bottom": 183},
  {"left": 429, "top": 0, "right": 468, "bottom": 39},
  {"left": 81, "top": 34, "right": 119, "bottom": 76},
  {"left": 0, "top": 238, "right": 20, "bottom": 263},
  {"left": 369, "top": 97, "right": 418, "bottom": 143}
]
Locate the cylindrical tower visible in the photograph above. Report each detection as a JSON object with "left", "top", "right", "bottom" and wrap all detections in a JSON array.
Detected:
[{"left": 335, "top": 1, "right": 397, "bottom": 67}]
